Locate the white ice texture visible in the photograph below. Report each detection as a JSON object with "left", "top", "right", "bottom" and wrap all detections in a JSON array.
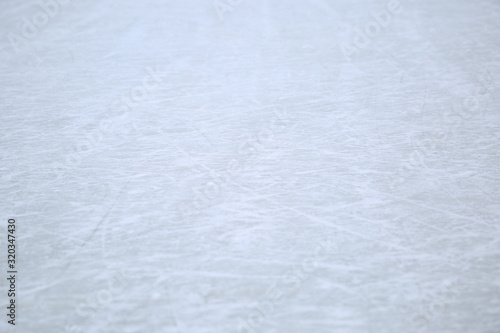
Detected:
[{"left": 0, "top": 0, "right": 499, "bottom": 332}]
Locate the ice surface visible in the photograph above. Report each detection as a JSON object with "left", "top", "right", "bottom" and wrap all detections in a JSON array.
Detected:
[{"left": 0, "top": 0, "right": 499, "bottom": 332}]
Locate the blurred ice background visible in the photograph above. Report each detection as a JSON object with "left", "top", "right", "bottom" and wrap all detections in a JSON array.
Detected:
[{"left": 0, "top": 0, "right": 499, "bottom": 332}]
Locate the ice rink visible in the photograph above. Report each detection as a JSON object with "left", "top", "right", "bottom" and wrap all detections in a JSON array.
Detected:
[{"left": 1, "top": 0, "right": 499, "bottom": 332}]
